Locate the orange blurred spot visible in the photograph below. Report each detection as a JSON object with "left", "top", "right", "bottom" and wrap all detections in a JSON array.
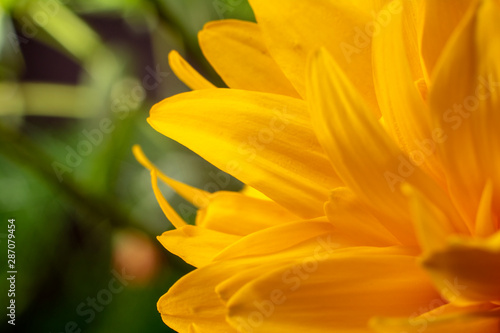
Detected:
[{"left": 112, "top": 228, "right": 161, "bottom": 286}]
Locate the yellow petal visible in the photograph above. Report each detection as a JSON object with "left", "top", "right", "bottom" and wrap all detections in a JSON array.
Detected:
[
  {"left": 226, "top": 246, "right": 439, "bottom": 332},
  {"left": 213, "top": 218, "right": 343, "bottom": 262},
  {"left": 248, "top": 0, "right": 386, "bottom": 114},
  {"left": 475, "top": 180, "right": 497, "bottom": 238},
  {"left": 307, "top": 48, "right": 456, "bottom": 245},
  {"left": 403, "top": 183, "right": 468, "bottom": 254},
  {"left": 372, "top": 0, "right": 443, "bottom": 182},
  {"left": 399, "top": 0, "right": 426, "bottom": 83},
  {"left": 352, "top": 0, "right": 394, "bottom": 14},
  {"left": 157, "top": 262, "right": 238, "bottom": 333},
  {"left": 188, "top": 323, "right": 203, "bottom": 333},
  {"left": 214, "top": 222, "right": 355, "bottom": 304},
  {"left": 157, "top": 225, "right": 240, "bottom": 267},
  {"left": 216, "top": 231, "right": 412, "bottom": 306},
  {"left": 196, "top": 191, "right": 298, "bottom": 236},
  {"left": 325, "top": 187, "right": 401, "bottom": 246},
  {"left": 168, "top": 50, "right": 216, "bottom": 90},
  {"left": 240, "top": 185, "right": 270, "bottom": 201},
  {"left": 428, "top": 0, "right": 500, "bottom": 227},
  {"left": 133, "top": 144, "right": 210, "bottom": 208},
  {"left": 199, "top": 20, "right": 299, "bottom": 98},
  {"left": 148, "top": 89, "right": 341, "bottom": 218},
  {"left": 215, "top": 263, "right": 284, "bottom": 306},
  {"left": 419, "top": 0, "right": 471, "bottom": 78},
  {"left": 157, "top": 190, "right": 300, "bottom": 267},
  {"left": 158, "top": 229, "right": 364, "bottom": 332},
  {"left": 150, "top": 170, "right": 186, "bottom": 229},
  {"left": 371, "top": 302, "right": 500, "bottom": 333},
  {"left": 423, "top": 235, "right": 500, "bottom": 304}
]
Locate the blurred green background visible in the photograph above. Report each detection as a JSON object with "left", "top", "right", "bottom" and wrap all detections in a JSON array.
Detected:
[{"left": 0, "top": 0, "right": 253, "bottom": 332}]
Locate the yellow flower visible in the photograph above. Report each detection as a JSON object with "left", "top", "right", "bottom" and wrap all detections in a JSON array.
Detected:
[{"left": 136, "top": 0, "right": 500, "bottom": 332}]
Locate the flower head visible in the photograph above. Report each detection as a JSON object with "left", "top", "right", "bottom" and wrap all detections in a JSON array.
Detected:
[{"left": 136, "top": 0, "right": 500, "bottom": 332}]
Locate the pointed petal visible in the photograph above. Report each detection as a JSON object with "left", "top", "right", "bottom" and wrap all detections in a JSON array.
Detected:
[
  {"left": 213, "top": 219, "right": 342, "bottom": 262},
  {"left": 214, "top": 225, "right": 360, "bottom": 305},
  {"left": 248, "top": 0, "right": 383, "bottom": 113},
  {"left": 403, "top": 183, "right": 468, "bottom": 254},
  {"left": 135, "top": 145, "right": 295, "bottom": 235},
  {"left": 215, "top": 263, "right": 282, "bottom": 306},
  {"left": 157, "top": 225, "right": 240, "bottom": 267},
  {"left": 157, "top": 262, "right": 238, "bottom": 333},
  {"left": 226, "top": 246, "right": 439, "bottom": 332},
  {"left": 325, "top": 188, "right": 401, "bottom": 246},
  {"left": 199, "top": 20, "right": 299, "bottom": 97},
  {"left": 307, "top": 48, "right": 456, "bottom": 244},
  {"left": 399, "top": 0, "right": 426, "bottom": 83},
  {"left": 428, "top": 0, "right": 500, "bottom": 227},
  {"left": 158, "top": 191, "right": 300, "bottom": 267},
  {"left": 151, "top": 170, "right": 186, "bottom": 228},
  {"left": 240, "top": 185, "right": 270, "bottom": 201},
  {"left": 149, "top": 89, "right": 341, "bottom": 218},
  {"left": 133, "top": 145, "right": 211, "bottom": 208},
  {"left": 196, "top": 191, "right": 298, "bottom": 236},
  {"left": 158, "top": 229, "right": 368, "bottom": 332},
  {"left": 168, "top": 50, "right": 216, "bottom": 90},
  {"left": 372, "top": 1, "right": 443, "bottom": 181}
]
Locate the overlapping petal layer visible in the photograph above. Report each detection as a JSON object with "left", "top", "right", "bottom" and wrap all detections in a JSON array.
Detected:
[
  {"left": 307, "top": 48, "right": 462, "bottom": 244},
  {"left": 248, "top": 0, "right": 385, "bottom": 113},
  {"left": 142, "top": 0, "right": 500, "bottom": 332},
  {"left": 148, "top": 89, "right": 341, "bottom": 218},
  {"left": 199, "top": 20, "right": 299, "bottom": 97},
  {"left": 226, "top": 247, "right": 438, "bottom": 333},
  {"left": 428, "top": 0, "right": 500, "bottom": 227}
]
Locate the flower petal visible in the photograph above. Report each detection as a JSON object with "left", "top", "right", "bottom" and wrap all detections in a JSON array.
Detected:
[
  {"left": 403, "top": 183, "right": 468, "bottom": 254},
  {"left": 248, "top": 0, "right": 382, "bottom": 113},
  {"left": 428, "top": 0, "right": 500, "bottom": 227},
  {"left": 199, "top": 20, "right": 299, "bottom": 97},
  {"left": 325, "top": 187, "right": 402, "bottom": 246},
  {"left": 215, "top": 231, "right": 405, "bottom": 308},
  {"left": 226, "top": 246, "right": 439, "bottom": 332},
  {"left": 475, "top": 181, "right": 497, "bottom": 238},
  {"left": 135, "top": 145, "right": 296, "bottom": 236},
  {"left": 419, "top": 0, "right": 471, "bottom": 78},
  {"left": 213, "top": 219, "right": 342, "bottom": 262},
  {"left": 188, "top": 323, "right": 203, "bottom": 333},
  {"left": 148, "top": 89, "right": 341, "bottom": 218},
  {"left": 168, "top": 50, "right": 216, "bottom": 90},
  {"left": 133, "top": 144, "right": 211, "bottom": 208},
  {"left": 157, "top": 262, "right": 238, "bottom": 333},
  {"left": 157, "top": 225, "right": 241, "bottom": 267},
  {"left": 372, "top": 0, "right": 443, "bottom": 182},
  {"left": 307, "top": 48, "right": 456, "bottom": 245},
  {"left": 158, "top": 230, "right": 360, "bottom": 332},
  {"left": 150, "top": 170, "right": 186, "bottom": 229},
  {"left": 196, "top": 191, "right": 298, "bottom": 236},
  {"left": 240, "top": 185, "right": 270, "bottom": 200}
]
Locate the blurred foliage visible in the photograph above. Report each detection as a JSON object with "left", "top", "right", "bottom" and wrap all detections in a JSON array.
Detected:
[{"left": 0, "top": 0, "right": 252, "bottom": 332}]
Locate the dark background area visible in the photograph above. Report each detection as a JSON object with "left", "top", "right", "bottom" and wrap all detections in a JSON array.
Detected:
[{"left": 0, "top": 0, "right": 254, "bottom": 332}]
